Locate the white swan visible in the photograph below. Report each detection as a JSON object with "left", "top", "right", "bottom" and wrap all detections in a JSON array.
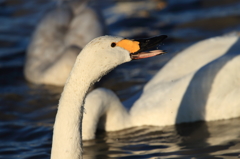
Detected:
[
  {"left": 51, "top": 35, "right": 167, "bottom": 159},
  {"left": 24, "top": 1, "right": 105, "bottom": 86},
  {"left": 82, "top": 34, "right": 240, "bottom": 140}
]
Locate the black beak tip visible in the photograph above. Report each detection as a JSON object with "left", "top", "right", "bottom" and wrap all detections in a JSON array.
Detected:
[
  {"left": 161, "top": 35, "right": 168, "bottom": 38},
  {"left": 136, "top": 35, "right": 168, "bottom": 53},
  {"left": 157, "top": 35, "right": 168, "bottom": 41}
]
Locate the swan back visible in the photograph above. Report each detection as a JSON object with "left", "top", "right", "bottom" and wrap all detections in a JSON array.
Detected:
[
  {"left": 130, "top": 35, "right": 240, "bottom": 126},
  {"left": 146, "top": 35, "right": 239, "bottom": 88},
  {"left": 65, "top": 1, "right": 106, "bottom": 49},
  {"left": 25, "top": 5, "right": 73, "bottom": 84},
  {"left": 24, "top": 2, "right": 105, "bottom": 86}
]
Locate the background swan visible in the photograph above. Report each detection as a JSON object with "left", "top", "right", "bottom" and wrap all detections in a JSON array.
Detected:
[
  {"left": 24, "top": 0, "right": 106, "bottom": 86},
  {"left": 51, "top": 35, "right": 167, "bottom": 159},
  {"left": 82, "top": 34, "right": 240, "bottom": 140}
]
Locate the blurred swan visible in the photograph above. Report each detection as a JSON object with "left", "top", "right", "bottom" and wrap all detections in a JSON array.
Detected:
[
  {"left": 24, "top": 0, "right": 106, "bottom": 86},
  {"left": 82, "top": 34, "right": 240, "bottom": 140},
  {"left": 51, "top": 35, "right": 167, "bottom": 159}
]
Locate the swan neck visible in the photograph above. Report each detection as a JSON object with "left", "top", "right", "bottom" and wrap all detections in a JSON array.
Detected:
[{"left": 51, "top": 56, "right": 94, "bottom": 159}]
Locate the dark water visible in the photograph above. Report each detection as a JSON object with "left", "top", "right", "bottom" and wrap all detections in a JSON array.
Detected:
[{"left": 1, "top": 0, "right": 240, "bottom": 158}]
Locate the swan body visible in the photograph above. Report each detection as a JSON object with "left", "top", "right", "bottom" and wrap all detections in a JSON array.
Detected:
[
  {"left": 51, "top": 35, "right": 167, "bottom": 159},
  {"left": 82, "top": 34, "right": 240, "bottom": 140},
  {"left": 24, "top": 1, "right": 105, "bottom": 86}
]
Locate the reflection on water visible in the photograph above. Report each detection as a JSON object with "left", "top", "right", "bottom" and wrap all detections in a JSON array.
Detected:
[
  {"left": 82, "top": 119, "right": 240, "bottom": 159},
  {"left": 1, "top": 0, "right": 240, "bottom": 158}
]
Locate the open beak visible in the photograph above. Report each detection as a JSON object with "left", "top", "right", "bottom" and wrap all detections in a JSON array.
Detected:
[{"left": 116, "top": 35, "right": 167, "bottom": 60}]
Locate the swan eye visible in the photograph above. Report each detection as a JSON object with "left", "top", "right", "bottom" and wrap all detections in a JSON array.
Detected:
[{"left": 111, "top": 42, "right": 116, "bottom": 47}]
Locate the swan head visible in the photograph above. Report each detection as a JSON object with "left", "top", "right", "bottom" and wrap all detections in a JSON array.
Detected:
[{"left": 76, "top": 35, "right": 167, "bottom": 80}]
